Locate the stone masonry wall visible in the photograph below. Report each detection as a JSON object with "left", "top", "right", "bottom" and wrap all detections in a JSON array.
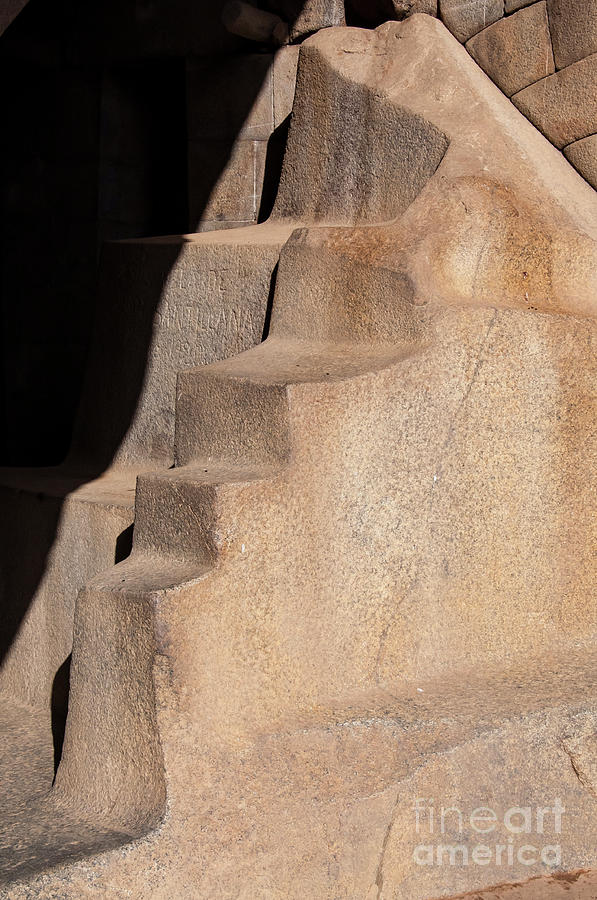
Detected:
[
  {"left": 441, "top": 0, "right": 597, "bottom": 189},
  {"left": 204, "top": 0, "right": 596, "bottom": 236}
]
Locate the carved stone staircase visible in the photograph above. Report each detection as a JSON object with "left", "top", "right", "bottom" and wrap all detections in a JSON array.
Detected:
[{"left": 0, "top": 15, "right": 596, "bottom": 899}]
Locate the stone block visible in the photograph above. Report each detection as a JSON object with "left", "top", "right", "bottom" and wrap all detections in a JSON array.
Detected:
[
  {"left": 546, "top": 0, "right": 597, "bottom": 70},
  {"left": 504, "top": 0, "right": 535, "bottom": 11},
  {"left": 273, "top": 28, "right": 449, "bottom": 224},
  {"left": 268, "top": 0, "right": 345, "bottom": 40},
  {"left": 439, "top": 0, "right": 503, "bottom": 43},
  {"left": 513, "top": 52, "right": 597, "bottom": 148},
  {"left": 188, "top": 138, "right": 267, "bottom": 230},
  {"left": 347, "top": 0, "right": 436, "bottom": 24},
  {"left": 273, "top": 45, "right": 300, "bottom": 127},
  {"left": 466, "top": 2, "right": 555, "bottom": 97},
  {"left": 392, "top": 0, "right": 437, "bottom": 16},
  {"left": 0, "top": 471, "right": 135, "bottom": 711},
  {"left": 564, "top": 133, "right": 597, "bottom": 191},
  {"left": 222, "top": 1, "right": 284, "bottom": 43},
  {"left": 72, "top": 225, "right": 287, "bottom": 468},
  {"left": 186, "top": 54, "right": 273, "bottom": 142}
]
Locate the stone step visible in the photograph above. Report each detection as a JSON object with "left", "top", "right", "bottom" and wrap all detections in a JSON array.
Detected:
[
  {"left": 0, "top": 694, "right": 134, "bottom": 889},
  {"left": 0, "top": 466, "right": 138, "bottom": 716},
  {"left": 70, "top": 222, "right": 291, "bottom": 471},
  {"left": 175, "top": 335, "right": 414, "bottom": 466},
  {"left": 0, "top": 655, "right": 595, "bottom": 896}
]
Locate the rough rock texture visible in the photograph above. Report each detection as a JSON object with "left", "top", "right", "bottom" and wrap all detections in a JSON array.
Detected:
[
  {"left": 392, "top": 0, "right": 437, "bottom": 20},
  {"left": 513, "top": 52, "right": 597, "bottom": 148},
  {"left": 547, "top": 0, "right": 597, "bottom": 70},
  {"left": 272, "top": 28, "right": 449, "bottom": 223},
  {"left": 347, "top": 0, "right": 437, "bottom": 23},
  {"left": 565, "top": 134, "right": 597, "bottom": 191},
  {"left": 0, "top": 224, "right": 289, "bottom": 744},
  {"left": 439, "top": 0, "right": 503, "bottom": 42},
  {"left": 0, "top": 14, "right": 596, "bottom": 900},
  {"left": 466, "top": 2, "right": 555, "bottom": 97},
  {"left": 392, "top": 0, "right": 438, "bottom": 18},
  {"left": 0, "top": 0, "right": 28, "bottom": 36},
  {"left": 341, "top": 0, "right": 597, "bottom": 197},
  {"left": 505, "top": 0, "right": 536, "bottom": 11},
  {"left": 273, "top": 44, "right": 300, "bottom": 126},
  {"left": 269, "top": 0, "right": 346, "bottom": 40}
]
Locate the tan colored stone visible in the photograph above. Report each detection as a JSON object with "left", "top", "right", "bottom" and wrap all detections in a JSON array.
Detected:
[
  {"left": 513, "top": 52, "right": 597, "bottom": 148},
  {"left": 72, "top": 225, "right": 291, "bottom": 467},
  {"left": 273, "top": 44, "right": 300, "bottom": 127},
  {"left": 0, "top": 224, "right": 288, "bottom": 746},
  {"left": 565, "top": 133, "right": 597, "bottom": 191},
  {"left": 439, "top": 0, "right": 503, "bottom": 42},
  {"left": 505, "top": 0, "right": 535, "bottom": 11},
  {"left": 391, "top": 0, "right": 438, "bottom": 17},
  {"left": 546, "top": 0, "right": 597, "bottom": 70},
  {"left": 466, "top": 2, "right": 554, "bottom": 97},
  {"left": 1, "top": 14, "right": 597, "bottom": 900},
  {"left": 189, "top": 138, "right": 267, "bottom": 230},
  {"left": 0, "top": 470, "right": 134, "bottom": 714},
  {"left": 273, "top": 28, "right": 449, "bottom": 224},
  {"left": 446, "top": 870, "right": 597, "bottom": 897}
]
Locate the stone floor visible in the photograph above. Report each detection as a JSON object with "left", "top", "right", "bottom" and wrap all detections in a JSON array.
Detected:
[{"left": 0, "top": 695, "right": 139, "bottom": 887}]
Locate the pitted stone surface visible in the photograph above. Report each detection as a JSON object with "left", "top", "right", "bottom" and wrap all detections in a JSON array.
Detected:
[
  {"left": 513, "top": 52, "right": 597, "bottom": 148},
  {"left": 0, "top": 12, "right": 596, "bottom": 900},
  {"left": 505, "top": 0, "right": 537, "bottom": 11},
  {"left": 439, "top": 0, "right": 503, "bottom": 42},
  {"left": 466, "top": 2, "right": 555, "bottom": 97},
  {"left": 547, "top": 0, "right": 597, "bottom": 69},
  {"left": 565, "top": 134, "right": 597, "bottom": 190}
]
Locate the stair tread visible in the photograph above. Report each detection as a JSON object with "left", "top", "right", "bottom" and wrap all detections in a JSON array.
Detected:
[
  {"left": 0, "top": 695, "right": 137, "bottom": 886},
  {"left": 0, "top": 650, "right": 594, "bottom": 887},
  {"left": 115, "top": 221, "right": 297, "bottom": 248},
  {"left": 191, "top": 336, "right": 418, "bottom": 385},
  {"left": 0, "top": 465, "right": 157, "bottom": 508}
]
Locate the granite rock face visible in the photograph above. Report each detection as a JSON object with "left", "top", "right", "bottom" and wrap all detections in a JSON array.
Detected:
[
  {"left": 0, "top": 12, "right": 596, "bottom": 900},
  {"left": 439, "top": 0, "right": 503, "bottom": 42},
  {"left": 269, "top": 0, "right": 345, "bottom": 39},
  {"left": 183, "top": 0, "right": 597, "bottom": 222},
  {"left": 466, "top": 2, "right": 555, "bottom": 97},
  {"left": 341, "top": 0, "right": 597, "bottom": 197},
  {"left": 547, "top": 0, "right": 597, "bottom": 69},
  {"left": 565, "top": 133, "right": 597, "bottom": 191},
  {"left": 513, "top": 52, "right": 597, "bottom": 148}
]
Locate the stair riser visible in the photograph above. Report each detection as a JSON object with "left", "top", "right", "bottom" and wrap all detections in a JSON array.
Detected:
[
  {"left": 270, "top": 225, "right": 433, "bottom": 343},
  {"left": 175, "top": 372, "right": 291, "bottom": 468},
  {"left": 54, "top": 583, "right": 166, "bottom": 831}
]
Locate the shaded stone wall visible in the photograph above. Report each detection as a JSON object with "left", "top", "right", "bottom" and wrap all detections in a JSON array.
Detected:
[
  {"left": 347, "top": 0, "right": 597, "bottom": 188},
  {"left": 455, "top": 0, "right": 597, "bottom": 189},
  {"left": 187, "top": 47, "right": 299, "bottom": 231},
  {"left": 0, "top": 0, "right": 285, "bottom": 464},
  {"left": 1, "top": 0, "right": 595, "bottom": 466}
]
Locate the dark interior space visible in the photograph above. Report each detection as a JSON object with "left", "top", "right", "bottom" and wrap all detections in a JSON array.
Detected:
[
  {"left": 0, "top": 0, "right": 266, "bottom": 466},
  {"left": 0, "top": 0, "right": 304, "bottom": 767}
]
